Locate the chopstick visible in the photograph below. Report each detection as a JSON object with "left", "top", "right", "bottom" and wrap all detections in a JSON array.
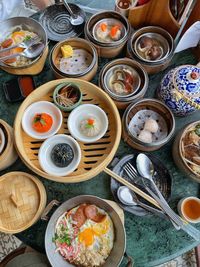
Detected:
[{"left": 104, "top": 167, "right": 161, "bottom": 209}]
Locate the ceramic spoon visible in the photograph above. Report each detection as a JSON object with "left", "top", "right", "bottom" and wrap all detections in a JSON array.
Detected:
[
  {"left": 117, "top": 186, "right": 174, "bottom": 219},
  {"left": 63, "top": 0, "right": 84, "bottom": 26},
  {"left": 136, "top": 153, "right": 180, "bottom": 230}
]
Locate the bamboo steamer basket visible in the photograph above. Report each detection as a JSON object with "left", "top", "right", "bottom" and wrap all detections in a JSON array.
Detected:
[
  {"left": 84, "top": 11, "right": 130, "bottom": 58},
  {"left": 0, "top": 120, "right": 18, "bottom": 171},
  {"left": 126, "top": 26, "right": 174, "bottom": 74},
  {"left": 122, "top": 99, "right": 175, "bottom": 151},
  {"left": 99, "top": 58, "right": 149, "bottom": 109},
  {"left": 14, "top": 78, "right": 121, "bottom": 183},
  {"left": 173, "top": 121, "right": 200, "bottom": 183},
  {"left": 50, "top": 38, "right": 98, "bottom": 81},
  {"left": 0, "top": 172, "right": 47, "bottom": 234}
]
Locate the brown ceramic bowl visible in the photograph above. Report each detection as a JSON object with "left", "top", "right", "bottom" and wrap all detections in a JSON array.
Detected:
[
  {"left": 122, "top": 99, "right": 175, "bottom": 151},
  {"left": 173, "top": 121, "right": 200, "bottom": 183},
  {"left": 127, "top": 26, "right": 174, "bottom": 74},
  {"left": 99, "top": 58, "right": 149, "bottom": 109},
  {"left": 84, "top": 11, "right": 130, "bottom": 58},
  {"left": 50, "top": 38, "right": 98, "bottom": 81}
]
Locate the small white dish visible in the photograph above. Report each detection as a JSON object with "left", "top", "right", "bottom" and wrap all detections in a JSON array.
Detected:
[
  {"left": 0, "top": 128, "right": 5, "bottom": 154},
  {"left": 38, "top": 134, "right": 81, "bottom": 176},
  {"left": 68, "top": 104, "right": 109, "bottom": 143},
  {"left": 177, "top": 196, "right": 200, "bottom": 224},
  {"left": 22, "top": 101, "right": 63, "bottom": 140}
]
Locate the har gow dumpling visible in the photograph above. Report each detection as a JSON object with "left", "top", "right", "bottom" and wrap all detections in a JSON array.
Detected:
[
  {"left": 80, "top": 117, "right": 101, "bottom": 137},
  {"left": 144, "top": 118, "right": 159, "bottom": 133},
  {"left": 138, "top": 130, "right": 152, "bottom": 143}
]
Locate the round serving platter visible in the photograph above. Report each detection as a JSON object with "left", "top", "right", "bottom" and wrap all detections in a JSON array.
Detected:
[{"left": 14, "top": 78, "right": 121, "bottom": 183}]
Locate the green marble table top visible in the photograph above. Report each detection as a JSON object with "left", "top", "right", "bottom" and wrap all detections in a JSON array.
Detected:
[{"left": 0, "top": 38, "right": 200, "bottom": 267}]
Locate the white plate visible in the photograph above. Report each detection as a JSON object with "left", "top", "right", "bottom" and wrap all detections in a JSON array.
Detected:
[
  {"left": 0, "top": 128, "right": 5, "bottom": 154},
  {"left": 68, "top": 104, "right": 109, "bottom": 143},
  {"left": 22, "top": 101, "right": 63, "bottom": 140},
  {"left": 38, "top": 134, "right": 81, "bottom": 177}
]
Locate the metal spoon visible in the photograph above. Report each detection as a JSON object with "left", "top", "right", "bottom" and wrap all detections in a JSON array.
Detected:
[
  {"left": 117, "top": 186, "right": 175, "bottom": 219},
  {"left": 0, "top": 42, "right": 45, "bottom": 62},
  {"left": 63, "top": 0, "right": 84, "bottom": 26},
  {"left": 136, "top": 153, "right": 181, "bottom": 230}
]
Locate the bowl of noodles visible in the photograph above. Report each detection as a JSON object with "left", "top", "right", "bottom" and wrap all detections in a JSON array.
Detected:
[
  {"left": 45, "top": 195, "right": 126, "bottom": 267},
  {"left": 0, "top": 17, "right": 47, "bottom": 69}
]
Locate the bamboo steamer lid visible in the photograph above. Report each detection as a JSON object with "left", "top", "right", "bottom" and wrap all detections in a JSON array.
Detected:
[{"left": 0, "top": 172, "right": 47, "bottom": 234}]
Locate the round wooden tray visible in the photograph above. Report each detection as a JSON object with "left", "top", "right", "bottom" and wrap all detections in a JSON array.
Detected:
[{"left": 14, "top": 78, "right": 121, "bottom": 183}]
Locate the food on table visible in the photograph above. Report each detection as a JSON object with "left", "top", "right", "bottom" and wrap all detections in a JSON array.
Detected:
[
  {"left": 18, "top": 76, "right": 35, "bottom": 97},
  {"left": 138, "top": 129, "right": 152, "bottom": 143},
  {"left": 137, "top": 36, "right": 163, "bottom": 61},
  {"left": 53, "top": 203, "right": 114, "bottom": 267},
  {"left": 138, "top": 118, "right": 159, "bottom": 143},
  {"left": 95, "top": 22, "right": 122, "bottom": 42},
  {"left": 32, "top": 113, "right": 53, "bottom": 133},
  {"left": 55, "top": 83, "right": 79, "bottom": 108},
  {"left": 182, "top": 124, "right": 200, "bottom": 175},
  {"left": 80, "top": 118, "right": 101, "bottom": 137},
  {"left": 117, "top": 0, "right": 132, "bottom": 9},
  {"left": 51, "top": 143, "right": 74, "bottom": 167},
  {"left": 0, "top": 29, "right": 39, "bottom": 67},
  {"left": 109, "top": 67, "right": 137, "bottom": 95},
  {"left": 61, "top": 45, "right": 73, "bottom": 58},
  {"left": 56, "top": 47, "right": 92, "bottom": 75},
  {"left": 144, "top": 118, "right": 159, "bottom": 133}
]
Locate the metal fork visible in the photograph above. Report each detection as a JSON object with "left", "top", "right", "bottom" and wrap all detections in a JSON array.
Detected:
[
  {"left": 124, "top": 162, "right": 200, "bottom": 241},
  {"left": 0, "top": 36, "right": 41, "bottom": 54},
  {"left": 124, "top": 163, "right": 180, "bottom": 230}
]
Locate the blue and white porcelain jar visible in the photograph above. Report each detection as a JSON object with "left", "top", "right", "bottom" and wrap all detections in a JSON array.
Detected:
[{"left": 157, "top": 64, "right": 200, "bottom": 116}]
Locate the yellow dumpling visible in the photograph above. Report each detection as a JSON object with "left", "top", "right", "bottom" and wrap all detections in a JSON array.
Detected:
[{"left": 61, "top": 45, "right": 73, "bottom": 58}]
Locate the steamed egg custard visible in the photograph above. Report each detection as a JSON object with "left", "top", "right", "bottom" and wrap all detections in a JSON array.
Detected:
[{"left": 53, "top": 204, "right": 114, "bottom": 267}]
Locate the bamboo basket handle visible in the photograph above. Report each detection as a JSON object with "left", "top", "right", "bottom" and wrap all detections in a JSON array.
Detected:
[
  {"left": 104, "top": 167, "right": 161, "bottom": 209},
  {"left": 41, "top": 200, "right": 60, "bottom": 221}
]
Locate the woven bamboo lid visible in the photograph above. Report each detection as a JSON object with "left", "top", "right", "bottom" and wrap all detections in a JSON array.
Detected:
[{"left": 0, "top": 172, "right": 47, "bottom": 234}]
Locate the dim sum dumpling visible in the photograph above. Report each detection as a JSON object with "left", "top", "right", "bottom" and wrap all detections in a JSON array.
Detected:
[
  {"left": 80, "top": 118, "right": 101, "bottom": 137},
  {"left": 144, "top": 118, "right": 159, "bottom": 133},
  {"left": 138, "top": 130, "right": 152, "bottom": 143}
]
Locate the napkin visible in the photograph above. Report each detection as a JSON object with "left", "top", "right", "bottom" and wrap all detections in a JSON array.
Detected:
[{"left": 175, "top": 21, "right": 200, "bottom": 53}]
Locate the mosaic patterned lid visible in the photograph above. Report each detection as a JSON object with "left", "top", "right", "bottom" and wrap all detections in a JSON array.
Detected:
[{"left": 173, "top": 65, "right": 200, "bottom": 95}]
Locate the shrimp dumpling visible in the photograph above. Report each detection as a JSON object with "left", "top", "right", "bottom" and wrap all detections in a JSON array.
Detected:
[
  {"left": 96, "top": 23, "right": 109, "bottom": 41},
  {"left": 144, "top": 118, "right": 159, "bottom": 133},
  {"left": 138, "top": 130, "right": 152, "bottom": 143}
]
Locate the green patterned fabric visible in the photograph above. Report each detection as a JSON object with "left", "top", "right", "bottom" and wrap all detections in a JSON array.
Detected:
[{"left": 0, "top": 29, "right": 199, "bottom": 267}]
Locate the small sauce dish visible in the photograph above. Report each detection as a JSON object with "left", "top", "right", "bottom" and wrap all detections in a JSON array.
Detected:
[
  {"left": 22, "top": 101, "right": 62, "bottom": 140},
  {"left": 68, "top": 104, "right": 108, "bottom": 143},
  {"left": 177, "top": 196, "right": 200, "bottom": 224},
  {"left": 38, "top": 134, "right": 81, "bottom": 176},
  {"left": 53, "top": 82, "right": 82, "bottom": 112}
]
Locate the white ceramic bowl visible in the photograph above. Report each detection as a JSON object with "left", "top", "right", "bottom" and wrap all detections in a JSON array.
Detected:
[
  {"left": 38, "top": 134, "right": 81, "bottom": 176},
  {"left": 22, "top": 101, "right": 62, "bottom": 140},
  {"left": 177, "top": 196, "right": 200, "bottom": 224},
  {"left": 0, "top": 128, "right": 5, "bottom": 154},
  {"left": 68, "top": 104, "right": 109, "bottom": 143}
]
